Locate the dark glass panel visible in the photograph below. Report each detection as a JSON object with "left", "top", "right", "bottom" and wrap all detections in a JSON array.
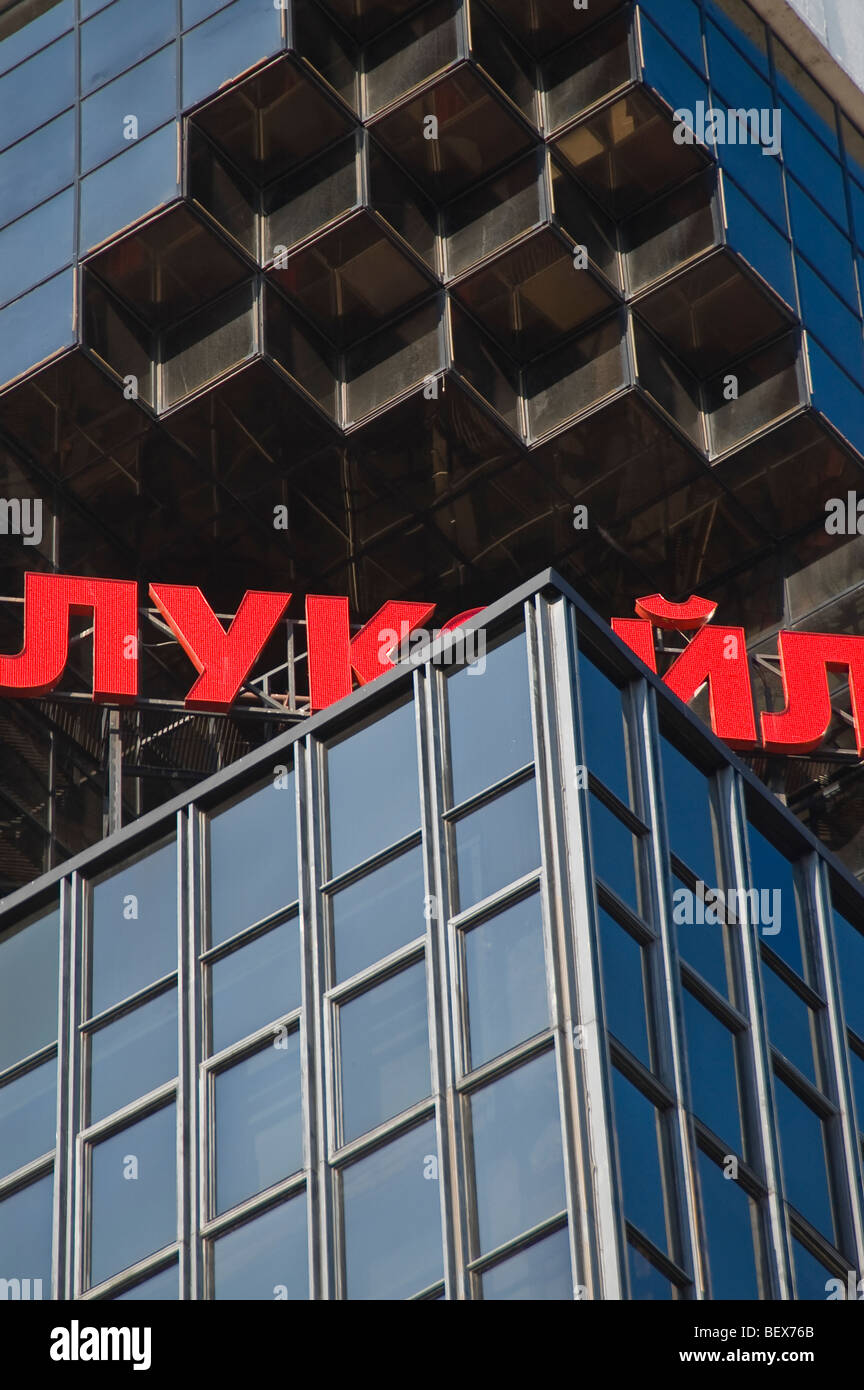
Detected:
[
  {"left": 578, "top": 657, "right": 630, "bottom": 804},
  {"left": 81, "top": 0, "right": 176, "bottom": 94},
  {"left": 697, "top": 1148, "right": 760, "bottom": 1299},
  {"left": 682, "top": 990, "right": 742, "bottom": 1151},
  {"left": 774, "top": 1075, "right": 833, "bottom": 1239},
  {"left": 611, "top": 1066, "right": 668, "bottom": 1253},
  {"left": 598, "top": 908, "right": 649, "bottom": 1067}
]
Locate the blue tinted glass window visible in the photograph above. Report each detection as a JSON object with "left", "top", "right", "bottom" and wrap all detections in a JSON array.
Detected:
[
  {"left": 0, "top": 189, "right": 74, "bottom": 308},
  {"left": 590, "top": 795, "right": 640, "bottom": 913},
  {"left": 342, "top": 1118, "right": 443, "bottom": 1299},
  {"left": 88, "top": 990, "right": 177, "bottom": 1124},
  {"left": 0, "top": 1058, "right": 56, "bottom": 1181},
  {"left": 81, "top": 0, "right": 177, "bottom": 94},
  {"left": 482, "top": 1227, "right": 572, "bottom": 1300},
  {"left": 0, "top": 111, "right": 74, "bottom": 231},
  {"left": 182, "top": 0, "right": 282, "bottom": 109},
  {"left": 831, "top": 908, "right": 864, "bottom": 1039},
  {"left": 807, "top": 337, "right": 864, "bottom": 457},
  {"left": 707, "top": 22, "right": 772, "bottom": 116},
  {"left": 783, "top": 117, "right": 848, "bottom": 232},
  {"left": 848, "top": 1046, "right": 864, "bottom": 1138},
  {"left": 612, "top": 1066, "right": 668, "bottom": 1252},
  {"left": 0, "top": 1173, "right": 53, "bottom": 1294},
  {"left": 327, "top": 701, "right": 420, "bottom": 876},
  {"left": 722, "top": 177, "right": 795, "bottom": 307},
  {"left": 0, "top": 267, "right": 75, "bottom": 388},
  {"left": 80, "top": 121, "right": 180, "bottom": 253},
  {"left": 797, "top": 260, "right": 863, "bottom": 379},
  {"left": 470, "top": 1050, "right": 566, "bottom": 1253},
  {"left": 628, "top": 1241, "right": 673, "bottom": 1299},
  {"left": 463, "top": 892, "right": 548, "bottom": 1069},
  {"left": 598, "top": 908, "right": 650, "bottom": 1067},
  {"left": 579, "top": 656, "right": 630, "bottom": 804},
  {"left": 446, "top": 632, "right": 533, "bottom": 806},
  {"left": 338, "top": 962, "right": 430, "bottom": 1143},
  {"left": 89, "top": 1104, "right": 176, "bottom": 1288},
  {"left": 774, "top": 45, "right": 838, "bottom": 155},
  {"left": 704, "top": 0, "right": 768, "bottom": 74},
  {"left": 747, "top": 826, "right": 805, "bottom": 979},
  {"left": 82, "top": 45, "right": 178, "bottom": 174},
  {"left": 115, "top": 1264, "right": 178, "bottom": 1299},
  {"left": 214, "top": 1036, "right": 303, "bottom": 1214},
  {"left": 210, "top": 919, "right": 301, "bottom": 1054},
  {"left": 331, "top": 846, "right": 424, "bottom": 983},
  {"left": 184, "top": 0, "right": 234, "bottom": 26},
  {"left": 213, "top": 1196, "right": 307, "bottom": 1300},
  {"left": 454, "top": 777, "right": 541, "bottom": 911},
  {"left": 0, "top": 1, "right": 74, "bottom": 75},
  {"left": 660, "top": 738, "right": 718, "bottom": 883},
  {"left": 640, "top": 16, "right": 708, "bottom": 119},
  {"left": 788, "top": 180, "right": 857, "bottom": 308},
  {"left": 718, "top": 137, "right": 786, "bottom": 230},
  {"left": 209, "top": 777, "right": 298, "bottom": 946},
  {"left": 0, "top": 34, "right": 74, "bottom": 152},
  {"left": 762, "top": 964, "right": 818, "bottom": 1085},
  {"left": 849, "top": 178, "right": 864, "bottom": 252},
  {"left": 672, "top": 874, "right": 729, "bottom": 996},
  {"left": 0, "top": 906, "right": 59, "bottom": 1072},
  {"left": 697, "top": 1148, "right": 759, "bottom": 1299},
  {"left": 682, "top": 989, "right": 741, "bottom": 1150},
  {"left": 792, "top": 1237, "right": 834, "bottom": 1300},
  {"left": 774, "top": 1075, "right": 833, "bottom": 1239},
  {"left": 90, "top": 839, "right": 177, "bottom": 1015},
  {"left": 642, "top": 0, "right": 704, "bottom": 71}
]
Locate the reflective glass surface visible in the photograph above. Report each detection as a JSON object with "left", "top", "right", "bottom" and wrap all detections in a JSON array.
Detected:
[
  {"left": 470, "top": 1050, "right": 566, "bottom": 1254},
  {"left": 0, "top": 189, "right": 75, "bottom": 308},
  {"left": 81, "top": 0, "right": 176, "bottom": 95},
  {"left": 446, "top": 633, "right": 533, "bottom": 806},
  {"left": 212, "top": 1196, "right": 307, "bottom": 1300},
  {"left": 463, "top": 893, "right": 548, "bottom": 1070},
  {"left": 454, "top": 777, "right": 541, "bottom": 911},
  {"left": 697, "top": 1148, "right": 759, "bottom": 1299},
  {"left": 341, "top": 1118, "right": 443, "bottom": 1299},
  {"left": 0, "top": 34, "right": 74, "bottom": 151},
  {"left": 762, "top": 964, "right": 818, "bottom": 1085},
  {"left": 598, "top": 908, "right": 650, "bottom": 1067},
  {"left": 331, "top": 846, "right": 424, "bottom": 983},
  {"left": 792, "top": 1237, "right": 834, "bottom": 1300},
  {"left": 0, "top": 267, "right": 75, "bottom": 387},
  {"left": 628, "top": 1242, "right": 673, "bottom": 1300},
  {"left": 209, "top": 777, "right": 298, "bottom": 945},
  {"left": 773, "top": 1075, "right": 833, "bottom": 1239},
  {"left": 747, "top": 827, "right": 805, "bottom": 979},
  {"left": 181, "top": 0, "right": 281, "bottom": 109},
  {"left": 81, "top": 45, "right": 178, "bottom": 174},
  {"left": 0, "top": 1173, "right": 53, "bottom": 1294},
  {"left": 89, "top": 1104, "right": 176, "bottom": 1288},
  {"left": 80, "top": 121, "right": 179, "bottom": 252},
  {"left": 590, "top": 795, "right": 640, "bottom": 913},
  {"left": 672, "top": 873, "right": 729, "bottom": 997},
  {"left": 210, "top": 919, "right": 301, "bottom": 1054},
  {"left": 660, "top": 738, "right": 717, "bottom": 884},
  {"left": 482, "top": 1226, "right": 571, "bottom": 1300},
  {"left": 579, "top": 657, "right": 630, "bottom": 805},
  {"left": 327, "top": 702, "right": 420, "bottom": 876},
  {"left": 831, "top": 908, "right": 864, "bottom": 1039},
  {"left": 682, "top": 989, "right": 742, "bottom": 1151},
  {"left": 0, "top": 1, "right": 73, "bottom": 75},
  {"left": 0, "top": 1057, "right": 57, "bottom": 1180},
  {"left": 0, "top": 907, "right": 59, "bottom": 1072},
  {"left": 612, "top": 1066, "right": 667, "bottom": 1253},
  {"left": 214, "top": 1036, "right": 303, "bottom": 1214},
  {"left": 88, "top": 990, "right": 178, "bottom": 1124},
  {"left": 90, "top": 840, "right": 177, "bottom": 1016},
  {"left": 338, "top": 962, "right": 429, "bottom": 1143},
  {"left": 0, "top": 111, "right": 75, "bottom": 231},
  {"left": 115, "top": 1264, "right": 179, "bottom": 1299}
]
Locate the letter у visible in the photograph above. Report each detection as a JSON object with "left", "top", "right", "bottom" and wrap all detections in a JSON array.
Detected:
[
  {"left": 306, "top": 596, "right": 437, "bottom": 710},
  {"left": 0, "top": 572, "right": 138, "bottom": 701},
  {"left": 761, "top": 631, "right": 864, "bottom": 754}
]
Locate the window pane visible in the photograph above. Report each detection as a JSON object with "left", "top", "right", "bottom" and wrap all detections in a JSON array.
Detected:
[
  {"left": 463, "top": 892, "right": 548, "bottom": 1069},
  {"left": 0, "top": 1173, "right": 53, "bottom": 1296},
  {"left": 338, "top": 962, "right": 429, "bottom": 1143},
  {"left": 454, "top": 777, "right": 541, "bottom": 912},
  {"left": 181, "top": 0, "right": 281, "bottom": 109},
  {"left": 80, "top": 121, "right": 179, "bottom": 253},
  {"left": 0, "top": 266, "right": 75, "bottom": 387},
  {"left": 0, "top": 35, "right": 74, "bottom": 152},
  {"left": 682, "top": 990, "right": 742, "bottom": 1152},
  {"left": 0, "top": 111, "right": 75, "bottom": 231},
  {"left": 209, "top": 777, "right": 298, "bottom": 945},
  {"left": 81, "top": 0, "right": 176, "bottom": 94},
  {"left": 792, "top": 1237, "right": 834, "bottom": 1300},
  {"left": 342, "top": 1119, "right": 443, "bottom": 1299},
  {"left": 470, "top": 1050, "right": 566, "bottom": 1253},
  {"left": 660, "top": 739, "right": 718, "bottom": 884},
  {"left": 90, "top": 840, "right": 177, "bottom": 1015},
  {"left": 579, "top": 657, "right": 630, "bottom": 804},
  {"left": 89, "top": 1104, "right": 176, "bottom": 1288},
  {"left": 210, "top": 919, "right": 301, "bottom": 1054},
  {"left": 212, "top": 1196, "right": 307, "bottom": 1300},
  {"left": 331, "top": 845, "right": 424, "bottom": 984},
  {"left": 612, "top": 1067, "right": 668, "bottom": 1253},
  {"left": 82, "top": 45, "right": 177, "bottom": 174},
  {"left": 598, "top": 908, "right": 650, "bottom": 1067},
  {"left": 327, "top": 702, "right": 420, "bottom": 876},
  {"left": 482, "top": 1227, "right": 571, "bottom": 1300},
  {"left": 214, "top": 1037, "right": 303, "bottom": 1215},
  {"left": 628, "top": 1242, "right": 674, "bottom": 1300},
  {"left": 832, "top": 908, "right": 864, "bottom": 1039},
  {"left": 697, "top": 1149, "right": 760, "bottom": 1299},
  {"left": 591, "top": 795, "right": 640, "bottom": 913},
  {"left": 88, "top": 990, "right": 178, "bottom": 1125},
  {"left": 0, "top": 1058, "right": 56, "bottom": 1180},
  {"left": 762, "top": 964, "right": 818, "bottom": 1085},
  {"left": 672, "top": 873, "right": 729, "bottom": 996},
  {"left": 446, "top": 632, "right": 533, "bottom": 805},
  {"left": 0, "top": 906, "right": 59, "bottom": 1072},
  {"left": 747, "top": 827, "right": 805, "bottom": 978},
  {"left": 114, "top": 1264, "right": 179, "bottom": 1299},
  {"left": 774, "top": 1075, "right": 833, "bottom": 1239},
  {"left": 0, "top": 0, "right": 74, "bottom": 76},
  {"left": 0, "top": 189, "right": 74, "bottom": 308}
]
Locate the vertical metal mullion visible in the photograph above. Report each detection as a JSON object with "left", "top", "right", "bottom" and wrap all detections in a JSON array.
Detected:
[
  {"left": 556, "top": 599, "right": 626, "bottom": 1299},
  {"left": 68, "top": 871, "right": 86, "bottom": 1298},
  {"left": 418, "top": 659, "right": 464, "bottom": 1298},
  {"left": 180, "top": 805, "right": 200, "bottom": 1299},
  {"left": 54, "top": 874, "right": 74, "bottom": 1301},
  {"left": 636, "top": 683, "right": 703, "bottom": 1296},
  {"left": 727, "top": 770, "right": 793, "bottom": 1298},
  {"left": 300, "top": 735, "right": 332, "bottom": 1298},
  {"left": 533, "top": 592, "right": 592, "bottom": 1300},
  {"left": 813, "top": 858, "right": 864, "bottom": 1275}
]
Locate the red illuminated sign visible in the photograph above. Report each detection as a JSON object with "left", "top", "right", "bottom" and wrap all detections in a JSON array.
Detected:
[
  {"left": 613, "top": 595, "right": 861, "bottom": 754},
  {"left": 0, "top": 573, "right": 478, "bottom": 714}
]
